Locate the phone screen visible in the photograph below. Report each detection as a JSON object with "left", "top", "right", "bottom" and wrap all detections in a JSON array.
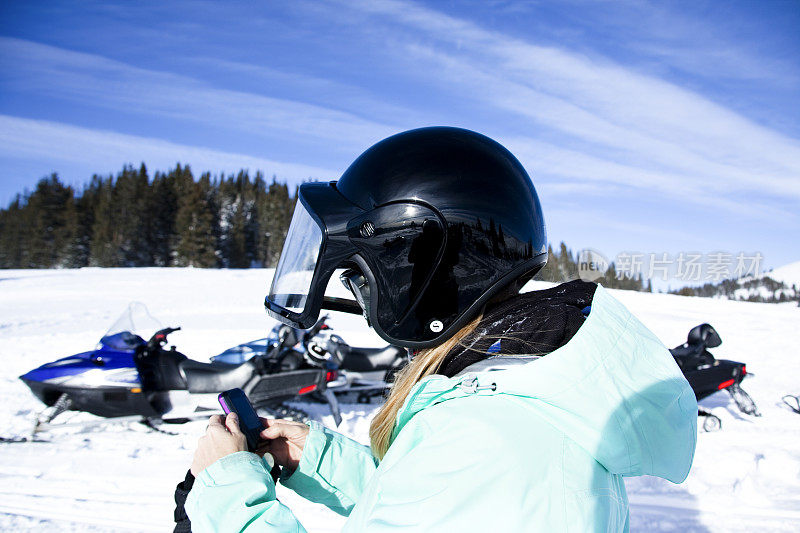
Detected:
[{"left": 218, "top": 388, "right": 262, "bottom": 451}]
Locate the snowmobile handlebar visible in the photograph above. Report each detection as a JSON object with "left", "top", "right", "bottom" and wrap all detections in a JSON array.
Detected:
[
  {"left": 148, "top": 327, "right": 182, "bottom": 348},
  {"left": 304, "top": 314, "right": 330, "bottom": 342}
]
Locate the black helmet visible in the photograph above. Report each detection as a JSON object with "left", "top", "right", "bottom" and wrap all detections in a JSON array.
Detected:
[{"left": 265, "top": 127, "right": 547, "bottom": 348}]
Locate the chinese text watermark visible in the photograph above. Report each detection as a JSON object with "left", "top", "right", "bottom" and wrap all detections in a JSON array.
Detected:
[{"left": 577, "top": 250, "right": 764, "bottom": 282}]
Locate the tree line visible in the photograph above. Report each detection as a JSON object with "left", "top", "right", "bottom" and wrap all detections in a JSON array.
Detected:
[
  {"left": 534, "top": 242, "right": 651, "bottom": 291},
  {"left": 0, "top": 169, "right": 654, "bottom": 294},
  {"left": 0, "top": 164, "right": 296, "bottom": 269}
]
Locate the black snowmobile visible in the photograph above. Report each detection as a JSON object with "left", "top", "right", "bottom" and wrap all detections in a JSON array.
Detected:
[
  {"left": 18, "top": 303, "right": 342, "bottom": 437},
  {"left": 302, "top": 316, "right": 408, "bottom": 403},
  {"left": 670, "top": 323, "right": 759, "bottom": 431},
  {"left": 214, "top": 314, "right": 409, "bottom": 404}
]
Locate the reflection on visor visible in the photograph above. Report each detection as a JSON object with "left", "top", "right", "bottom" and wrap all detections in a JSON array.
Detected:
[{"left": 268, "top": 203, "right": 323, "bottom": 313}]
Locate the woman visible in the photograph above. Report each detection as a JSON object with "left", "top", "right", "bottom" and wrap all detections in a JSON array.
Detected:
[{"left": 185, "top": 127, "right": 697, "bottom": 532}]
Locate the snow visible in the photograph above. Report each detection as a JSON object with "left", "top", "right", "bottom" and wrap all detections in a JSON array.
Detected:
[{"left": 1, "top": 268, "right": 799, "bottom": 531}]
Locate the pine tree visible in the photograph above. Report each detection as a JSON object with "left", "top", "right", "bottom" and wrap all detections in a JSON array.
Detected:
[
  {"left": 221, "top": 170, "right": 252, "bottom": 268},
  {"left": 89, "top": 176, "right": 122, "bottom": 266},
  {"left": 243, "top": 176, "right": 261, "bottom": 267},
  {"left": 63, "top": 175, "right": 103, "bottom": 267},
  {"left": 56, "top": 194, "right": 80, "bottom": 267},
  {"left": 259, "top": 178, "right": 295, "bottom": 267},
  {"left": 534, "top": 244, "right": 560, "bottom": 282},
  {"left": 147, "top": 170, "right": 179, "bottom": 266},
  {"left": 0, "top": 195, "right": 26, "bottom": 267},
  {"left": 558, "top": 242, "right": 578, "bottom": 281},
  {"left": 251, "top": 172, "right": 269, "bottom": 267},
  {"left": 599, "top": 263, "right": 619, "bottom": 288},
  {"left": 175, "top": 166, "right": 217, "bottom": 267},
  {"left": 112, "top": 164, "right": 151, "bottom": 266},
  {"left": 25, "top": 174, "right": 76, "bottom": 267},
  {"left": 130, "top": 162, "right": 154, "bottom": 266}
]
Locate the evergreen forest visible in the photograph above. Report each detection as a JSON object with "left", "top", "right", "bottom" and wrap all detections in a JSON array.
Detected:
[{"left": 0, "top": 164, "right": 295, "bottom": 269}]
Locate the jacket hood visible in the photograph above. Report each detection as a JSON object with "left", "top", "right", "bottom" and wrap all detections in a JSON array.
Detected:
[{"left": 393, "top": 284, "right": 697, "bottom": 483}]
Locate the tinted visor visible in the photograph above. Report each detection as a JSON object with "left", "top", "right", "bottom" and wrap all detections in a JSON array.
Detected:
[{"left": 268, "top": 202, "right": 323, "bottom": 313}]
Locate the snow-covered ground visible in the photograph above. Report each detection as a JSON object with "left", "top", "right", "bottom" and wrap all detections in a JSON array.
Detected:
[{"left": 1, "top": 268, "right": 799, "bottom": 531}]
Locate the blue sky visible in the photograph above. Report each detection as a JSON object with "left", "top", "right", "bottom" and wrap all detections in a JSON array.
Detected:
[{"left": 1, "top": 0, "right": 798, "bottom": 281}]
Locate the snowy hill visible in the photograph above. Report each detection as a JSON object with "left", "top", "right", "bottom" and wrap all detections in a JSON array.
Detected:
[
  {"left": 674, "top": 259, "right": 800, "bottom": 304},
  {"left": 764, "top": 260, "right": 800, "bottom": 287},
  {"left": 731, "top": 260, "right": 800, "bottom": 303},
  {"left": 1, "top": 268, "right": 799, "bottom": 531}
]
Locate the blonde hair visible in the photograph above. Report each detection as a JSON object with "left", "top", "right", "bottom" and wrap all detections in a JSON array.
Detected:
[{"left": 369, "top": 313, "right": 483, "bottom": 459}]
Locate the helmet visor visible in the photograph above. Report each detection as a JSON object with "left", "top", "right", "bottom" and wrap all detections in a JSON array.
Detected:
[{"left": 268, "top": 202, "right": 323, "bottom": 313}]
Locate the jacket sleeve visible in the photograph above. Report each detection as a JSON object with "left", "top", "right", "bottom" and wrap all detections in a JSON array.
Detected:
[
  {"left": 280, "top": 421, "right": 379, "bottom": 516},
  {"left": 185, "top": 452, "right": 307, "bottom": 533}
]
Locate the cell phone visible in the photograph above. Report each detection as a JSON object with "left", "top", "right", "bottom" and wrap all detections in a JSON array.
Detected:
[
  {"left": 218, "top": 388, "right": 265, "bottom": 452},
  {"left": 218, "top": 388, "right": 282, "bottom": 482}
]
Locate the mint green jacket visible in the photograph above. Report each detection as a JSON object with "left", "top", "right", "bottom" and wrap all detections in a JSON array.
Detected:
[{"left": 186, "top": 286, "right": 697, "bottom": 531}]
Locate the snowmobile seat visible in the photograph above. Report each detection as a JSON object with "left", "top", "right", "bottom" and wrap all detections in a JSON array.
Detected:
[
  {"left": 670, "top": 343, "right": 704, "bottom": 359},
  {"left": 669, "top": 344, "right": 715, "bottom": 371},
  {"left": 342, "top": 345, "right": 405, "bottom": 373},
  {"left": 179, "top": 359, "right": 258, "bottom": 394}
]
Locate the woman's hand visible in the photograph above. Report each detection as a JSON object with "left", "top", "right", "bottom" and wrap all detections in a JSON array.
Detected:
[
  {"left": 256, "top": 418, "right": 309, "bottom": 472},
  {"left": 190, "top": 413, "right": 248, "bottom": 476}
]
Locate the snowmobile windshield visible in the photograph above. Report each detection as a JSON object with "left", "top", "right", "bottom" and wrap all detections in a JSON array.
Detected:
[
  {"left": 268, "top": 202, "right": 324, "bottom": 313},
  {"left": 99, "top": 302, "right": 162, "bottom": 350}
]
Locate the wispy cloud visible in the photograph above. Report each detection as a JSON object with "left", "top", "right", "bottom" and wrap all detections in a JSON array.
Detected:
[
  {"left": 0, "top": 114, "right": 337, "bottom": 182},
  {"left": 2, "top": 2, "right": 798, "bottom": 220},
  {"left": 325, "top": 0, "right": 800, "bottom": 206},
  {"left": 183, "top": 56, "right": 429, "bottom": 128},
  {"left": 506, "top": 137, "right": 794, "bottom": 221},
  {"left": 0, "top": 37, "right": 398, "bottom": 154},
  {"left": 608, "top": 2, "right": 800, "bottom": 89}
]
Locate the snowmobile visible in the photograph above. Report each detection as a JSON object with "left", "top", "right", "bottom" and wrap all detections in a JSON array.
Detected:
[
  {"left": 18, "top": 303, "right": 342, "bottom": 436},
  {"left": 304, "top": 318, "right": 408, "bottom": 403},
  {"left": 669, "top": 323, "right": 760, "bottom": 431},
  {"left": 213, "top": 314, "right": 408, "bottom": 403}
]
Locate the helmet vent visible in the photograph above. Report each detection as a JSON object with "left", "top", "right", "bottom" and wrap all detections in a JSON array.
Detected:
[{"left": 359, "top": 221, "right": 375, "bottom": 238}]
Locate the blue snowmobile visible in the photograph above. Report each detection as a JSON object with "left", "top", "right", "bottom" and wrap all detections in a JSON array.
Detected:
[{"left": 19, "top": 303, "right": 341, "bottom": 434}]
